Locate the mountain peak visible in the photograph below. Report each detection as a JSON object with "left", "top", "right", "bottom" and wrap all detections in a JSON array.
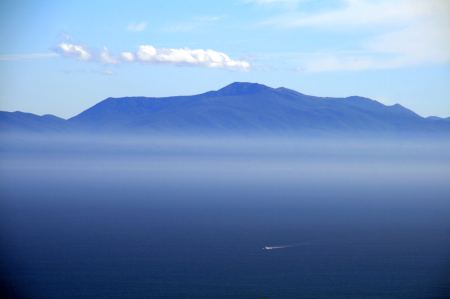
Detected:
[
  {"left": 3, "top": 82, "right": 450, "bottom": 135},
  {"left": 275, "top": 87, "right": 305, "bottom": 97},
  {"left": 215, "top": 82, "right": 273, "bottom": 96}
]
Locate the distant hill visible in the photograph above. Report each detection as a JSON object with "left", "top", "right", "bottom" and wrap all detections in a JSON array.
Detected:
[
  {"left": 1, "top": 82, "right": 450, "bottom": 135},
  {"left": 427, "top": 116, "right": 450, "bottom": 122},
  {"left": 0, "top": 111, "right": 67, "bottom": 133}
]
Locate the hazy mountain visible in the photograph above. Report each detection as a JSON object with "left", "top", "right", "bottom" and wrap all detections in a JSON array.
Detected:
[
  {"left": 0, "top": 111, "right": 67, "bottom": 132},
  {"left": 2, "top": 82, "right": 450, "bottom": 135},
  {"left": 427, "top": 116, "right": 450, "bottom": 122}
]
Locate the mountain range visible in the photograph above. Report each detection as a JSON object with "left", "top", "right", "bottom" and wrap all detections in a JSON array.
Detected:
[{"left": 1, "top": 82, "right": 449, "bottom": 135}]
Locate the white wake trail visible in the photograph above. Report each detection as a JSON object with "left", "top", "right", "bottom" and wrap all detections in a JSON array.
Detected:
[{"left": 262, "top": 242, "right": 311, "bottom": 251}]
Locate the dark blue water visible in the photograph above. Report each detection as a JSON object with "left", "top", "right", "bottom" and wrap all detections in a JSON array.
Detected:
[{"left": 1, "top": 136, "right": 449, "bottom": 298}]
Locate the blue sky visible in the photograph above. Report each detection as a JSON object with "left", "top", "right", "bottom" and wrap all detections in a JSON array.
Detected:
[{"left": 0, "top": 0, "right": 449, "bottom": 118}]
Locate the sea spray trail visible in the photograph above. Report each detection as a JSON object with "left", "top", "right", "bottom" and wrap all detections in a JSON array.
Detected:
[{"left": 262, "top": 242, "right": 312, "bottom": 251}]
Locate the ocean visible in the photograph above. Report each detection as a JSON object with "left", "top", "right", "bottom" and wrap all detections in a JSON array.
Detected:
[{"left": 1, "top": 135, "right": 449, "bottom": 298}]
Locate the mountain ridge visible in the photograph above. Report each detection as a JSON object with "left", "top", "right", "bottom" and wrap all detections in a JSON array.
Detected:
[{"left": 1, "top": 82, "right": 449, "bottom": 135}]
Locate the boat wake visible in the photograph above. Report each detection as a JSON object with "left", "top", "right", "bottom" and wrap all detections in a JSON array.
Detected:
[{"left": 262, "top": 243, "right": 308, "bottom": 251}]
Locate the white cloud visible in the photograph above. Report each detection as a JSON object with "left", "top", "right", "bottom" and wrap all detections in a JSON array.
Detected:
[
  {"left": 100, "top": 47, "right": 118, "bottom": 64},
  {"left": 0, "top": 52, "right": 58, "bottom": 61},
  {"left": 127, "top": 21, "right": 148, "bottom": 32},
  {"left": 262, "top": 0, "right": 441, "bottom": 28},
  {"left": 57, "top": 42, "right": 91, "bottom": 60},
  {"left": 55, "top": 42, "right": 250, "bottom": 71},
  {"left": 366, "top": 19, "right": 450, "bottom": 65},
  {"left": 136, "top": 45, "right": 250, "bottom": 70},
  {"left": 136, "top": 45, "right": 157, "bottom": 61},
  {"left": 120, "top": 51, "right": 135, "bottom": 62},
  {"left": 259, "top": 0, "right": 450, "bottom": 72},
  {"left": 300, "top": 16, "right": 450, "bottom": 73}
]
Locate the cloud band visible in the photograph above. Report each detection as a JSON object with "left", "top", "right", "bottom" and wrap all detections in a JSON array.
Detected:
[{"left": 56, "top": 42, "right": 250, "bottom": 71}]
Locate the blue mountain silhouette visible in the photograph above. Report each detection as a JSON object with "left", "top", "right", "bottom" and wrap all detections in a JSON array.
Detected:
[
  {"left": 1, "top": 82, "right": 449, "bottom": 135},
  {"left": 0, "top": 111, "right": 66, "bottom": 132}
]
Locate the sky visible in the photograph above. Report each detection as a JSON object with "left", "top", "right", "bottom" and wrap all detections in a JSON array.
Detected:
[{"left": 0, "top": 0, "right": 449, "bottom": 118}]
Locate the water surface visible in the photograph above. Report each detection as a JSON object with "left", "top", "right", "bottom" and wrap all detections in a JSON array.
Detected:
[{"left": 1, "top": 135, "right": 449, "bottom": 298}]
